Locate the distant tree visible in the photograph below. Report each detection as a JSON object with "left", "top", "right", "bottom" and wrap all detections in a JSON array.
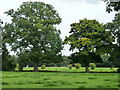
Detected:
[
  {"left": 4, "top": 1, "right": 63, "bottom": 72},
  {"left": 64, "top": 18, "right": 107, "bottom": 72},
  {"left": 61, "top": 56, "right": 71, "bottom": 66}
]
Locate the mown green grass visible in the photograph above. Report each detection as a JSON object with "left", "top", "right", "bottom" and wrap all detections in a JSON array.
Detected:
[
  {"left": 22, "top": 67, "right": 118, "bottom": 72},
  {"left": 2, "top": 71, "right": 118, "bottom": 88}
]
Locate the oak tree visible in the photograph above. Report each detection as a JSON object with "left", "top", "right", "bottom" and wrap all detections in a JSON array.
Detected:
[{"left": 4, "top": 1, "right": 63, "bottom": 72}]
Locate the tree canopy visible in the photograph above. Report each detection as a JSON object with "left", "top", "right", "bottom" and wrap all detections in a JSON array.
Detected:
[
  {"left": 64, "top": 18, "right": 107, "bottom": 72},
  {"left": 4, "top": 1, "right": 63, "bottom": 72},
  {"left": 64, "top": 18, "right": 111, "bottom": 55}
]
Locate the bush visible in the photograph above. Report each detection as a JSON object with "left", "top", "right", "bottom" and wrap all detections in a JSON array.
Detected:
[
  {"left": 16, "top": 63, "right": 19, "bottom": 70},
  {"left": 69, "top": 64, "right": 72, "bottom": 69},
  {"left": 74, "top": 63, "right": 81, "bottom": 69},
  {"left": 41, "top": 65, "right": 46, "bottom": 69},
  {"left": 89, "top": 63, "right": 96, "bottom": 69}
]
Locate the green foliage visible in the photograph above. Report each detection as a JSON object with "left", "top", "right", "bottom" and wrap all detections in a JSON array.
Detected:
[
  {"left": 2, "top": 43, "right": 16, "bottom": 71},
  {"left": 103, "top": 1, "right": 120, "bottom": 68},
  {"left": 17, "top": 51, "right": 29, "bottom": 71},
  {"left": 69, "top": 52, "right": 102, "bottom": 66},
  {"left": 69, "top": 64, "right": 72, "bottom": 69},
  {"left": 41, "top": 65, "right": 46, "bottom": 69},
  {"left": 64, "top": 18, "right": 110, "bottom": 72},
  {"left": 103, "top": 0, "right": 120, "bottom": 13},
  {"left": 61, "top": 56, "right": 71, "bottom": 66},
  {"left": 89, "top": 63, "right": 96, "bottom": 69},
  {"left": 64, "top": 18, "right": 106, "bottom": 55},
  {"left": 2, "top": 19, "right": 16, "bottom": 71},
  {"left": 74, "top": 63, "right": 81, "bottom": 69},
  {"left": 105, "top": 13, "right": 120, "bottom": 67},
  {"left": 101, "top": 54, "right": 110, "bottom": 61},
  {"left": 112, "top": 58, "right": 120, "bottom": 67},
  {"left": 4, "top": 1, "right": 63, "bottom": 72},
  {"left": 96, "top": 60, "right": 113, "bottom": 67}
]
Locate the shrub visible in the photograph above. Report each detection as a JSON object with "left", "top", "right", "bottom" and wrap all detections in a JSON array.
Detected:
[
  {"left": 74, "top": 63, "right": 81, "bottom": 69},
  {"left": 69, "top": 64, "right": 72, "bottom": 69},
  {"left": 89, "top": 63, "right": 96, "bottom": 69},
  {"left": 41, "top": 65, "right": 46, "bottom": 69},
  {"left": 16, "top": 63, "right": 19, "bottom": 70}
]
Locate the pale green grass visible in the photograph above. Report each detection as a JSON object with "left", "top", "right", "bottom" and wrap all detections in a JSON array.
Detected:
[
  {"left": 2, "top": 71, "right": 118, "bottom": 88},
  {"left": 22, "top": 67, "right": 118, "bottom": 72}
]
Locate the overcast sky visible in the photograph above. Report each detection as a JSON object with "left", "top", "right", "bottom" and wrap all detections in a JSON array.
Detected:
[{"left": 0, "top": 0, "right": 116, "bottom": 56}]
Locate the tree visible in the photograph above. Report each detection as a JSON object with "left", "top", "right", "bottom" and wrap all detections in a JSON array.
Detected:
[
  {"left": 64, "top": 18, "right": 109, "bottom": 72},
  {"left": 103, "top": 0, "right": 120, "bottom": 71},
  {"left": 4, "top": 1, "right": 63, "bottom": 72},
  {"left": 103, "top": 0, "right": 120, "bottom": 13},
  {"left": 105, "top": 13, "right": 120, "bottom": 68}
]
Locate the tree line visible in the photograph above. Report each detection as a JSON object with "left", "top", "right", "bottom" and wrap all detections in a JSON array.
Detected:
[{"left": 1, "top": 1, "right": 120, "bottom": 72}]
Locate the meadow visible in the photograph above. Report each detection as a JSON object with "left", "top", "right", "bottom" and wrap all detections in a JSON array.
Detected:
[{"left": 2, "top": 67, "right": 119, "bottom": 88}]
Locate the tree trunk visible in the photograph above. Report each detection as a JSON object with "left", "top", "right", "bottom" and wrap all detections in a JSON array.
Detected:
[
  {"left": 33, "top": 60, "right": 38, "bottom": 72},
  {"left": 85, "top": 64, "right": 89, "bottom": 73}
]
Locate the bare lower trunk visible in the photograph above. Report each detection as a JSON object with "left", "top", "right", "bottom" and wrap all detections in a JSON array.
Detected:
[
  {"left": 33, "top": 60, "right": 38, "bottom": 72},
  {"left": 85, "top": 64, "right": 89, "bottom": 73}
]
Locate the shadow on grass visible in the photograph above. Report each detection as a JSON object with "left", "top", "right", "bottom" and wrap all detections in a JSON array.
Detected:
[
  {"left": 75, "top": 81, "right": 87, "bottom": 84},
  {"left": 104, "top": 79, "right": 111, "bottom": 81},
  {"left": 2, "top": 82, "right": 9, "bottom": 85},
  {"left": 43, "top": 83, "right": 58, "bottom": 87},
  {"left": 88, "top": 77, "right": 97, "bottom": 79}
]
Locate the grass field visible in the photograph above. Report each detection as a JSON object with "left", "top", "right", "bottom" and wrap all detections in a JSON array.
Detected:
[
  {"left": 21, "top": 67, "right": 118, "bottom": 72},
  {"left": 2, "top": 67, "right": 119, "bottom": 88}
]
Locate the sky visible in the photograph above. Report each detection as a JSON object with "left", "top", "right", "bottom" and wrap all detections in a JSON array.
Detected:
[{"left": 0, "top": 0, "right": 116, "bottom": 56}]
